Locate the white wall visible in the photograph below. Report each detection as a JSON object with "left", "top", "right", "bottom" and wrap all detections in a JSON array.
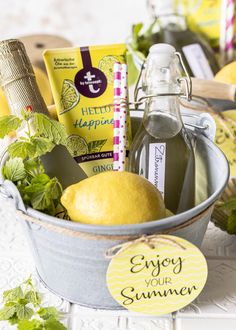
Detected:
[{"left": 0, "top": 0, "right": 152, "bottom": 46}]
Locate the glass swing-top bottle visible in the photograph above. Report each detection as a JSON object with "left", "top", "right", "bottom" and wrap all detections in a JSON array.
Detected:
[{"left": 129, "top": 43, "right": 195, "bottom": 214}]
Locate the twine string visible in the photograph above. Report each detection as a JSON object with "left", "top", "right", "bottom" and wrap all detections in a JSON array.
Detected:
[
  {"left": 105, "top": 234, "right": 186, "bottom": 259},
  {"left": 15, "top": 204, "right": 214, "bottom": 241}
]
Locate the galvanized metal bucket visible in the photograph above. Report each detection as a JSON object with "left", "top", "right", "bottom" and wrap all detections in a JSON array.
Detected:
[{"left": 0, "top": 113, "right": 229, "bottom": 309}]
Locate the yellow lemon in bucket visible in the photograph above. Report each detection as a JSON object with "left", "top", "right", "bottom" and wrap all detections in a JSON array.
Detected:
[
  {"left": 61, "top": 171, "right": 166, "bottom": 225},
  {"left": 214, "top": 61, "right": 236, "bottom": 84}
]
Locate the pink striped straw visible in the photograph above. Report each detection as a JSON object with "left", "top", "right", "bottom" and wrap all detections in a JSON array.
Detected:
[
  {"left": 225, "top": 0, "right": 235, "bottom": 62},
  {"left": 118, "top": 64, "right": 128, "bottom": 171},
  {"left": 113, "top": 62, "right": 121, "bottom": 171},
  {"left": 220, "top": 0, "right": 235, "bottom": 64}
]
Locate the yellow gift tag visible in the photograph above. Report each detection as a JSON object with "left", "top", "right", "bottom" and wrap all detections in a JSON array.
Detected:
[
  {"left": 106, "top": 235, "right": 208, "bottom": 315},
  {"left": 213, "top": 110, "right": 236, "bottom": 177}
]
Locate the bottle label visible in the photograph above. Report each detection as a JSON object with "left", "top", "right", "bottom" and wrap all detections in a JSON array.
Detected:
[
  {"left": 182, "top": 43, "right": 214, "bottom": 80},
  {"left": 148, "top": 143, "right": 166, "bottom": 197}
]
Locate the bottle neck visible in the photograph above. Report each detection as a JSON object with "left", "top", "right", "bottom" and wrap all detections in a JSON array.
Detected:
[
  {"left": 147, "top": 0, "right": 187, "bottom": 31},
  {"left": 142, "top": 54, "right": 183, "bottom": 138},
  {"left": 158, "top": 14, "right": 187, "bottom": 32},
  {"left": 143, "top": 55, "right": 181, "bottom": 94}
]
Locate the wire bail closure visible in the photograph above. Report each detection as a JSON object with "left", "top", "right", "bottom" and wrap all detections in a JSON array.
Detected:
[{"left": 132, "top": 51, "right": 192, "bottom": 109}]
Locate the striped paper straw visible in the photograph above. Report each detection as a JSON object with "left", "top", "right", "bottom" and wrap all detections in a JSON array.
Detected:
[
  {"left": 113, "top": 62, "right": 121, "bottom": 171},
  {"left": 118, "top": 64, "right": 128, "bottom": 171},
  {"left": 226, "top": 0, "right": 235, "bottom": 62},
  {"left": 220, "top": 0, "right": 227, "bottom": 65},
  {"left": 220, "top": 0, "right": 235, "bottom": 65}
]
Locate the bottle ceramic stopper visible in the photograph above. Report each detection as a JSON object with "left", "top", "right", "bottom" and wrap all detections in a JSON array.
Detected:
[
  {"left": 149, "top": 43, "right": 176, "bottom": 66},
  {"left": 143, "top": 43, "right": 179, "bottom": 94}
]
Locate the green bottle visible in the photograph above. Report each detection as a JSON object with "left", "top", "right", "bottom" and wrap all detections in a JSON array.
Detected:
[
  {"left": 138, "top": 0, "right": 220, "bottom": 78},
  {"left": 157, "top": 13, "right": 219, "bottom": 78}
]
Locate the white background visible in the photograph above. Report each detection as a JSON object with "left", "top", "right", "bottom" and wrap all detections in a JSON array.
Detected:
[{"left": 0, "top": 0, "right": 152, "bottom": 46}]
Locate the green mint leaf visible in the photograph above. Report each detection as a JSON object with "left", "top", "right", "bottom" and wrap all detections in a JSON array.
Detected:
[
  {"left": 227, "top": 210, "right": 236, "bottom": 234},
  {"left": 16, "top": 305, "right": 34, "bottom": 320},
  {"left": 219, "top": 198, "right": 236, "bottom": 212},
  {"left": 30, "top": 188, "right": 54, "bottom": 212},
  {"left": 25, "top": 290, "right": 41, "bottom": 306},
  {"left": 3, "top": 286, "right": 24, "bottom": 302},
  {"left": 18, "top": 319, "right": 43, "bottom": 330},
  {"left": 143, "top": 19, "right": 158, "bottom": 37},
  {"left": 8, "top": 140, "right": 34, "bottom": 159},
  {"left": 0, "top": 276, "right": 64, "bottom": 330},
  {"left": 30, "top": 137, "right": 55, "bottom": 157},
  {"left": 24, "top": 174, "right": 62, "bottom": 214},
  {"left": 8, "top": 137, "right": 54, "bottom": 159},
  {"left": 88, "top": 139, "right": 107, "bottom": 153},
  {"left": 2, "top": 157, "right": 26, "bottom": 182},
  {"left": 0, "top": 115, "right": 22, "bottom": 138},
  {"left": 20, "top": 109, "right": 33, "bottom": 121},
  {"left": 17, "top": 181, "right": 31, "bottom": 206},
  {"left": 0, "top": 305, "right": 17, "bottom": 320},
  {"left": 8, "top": 313, "right": 19, "bottom": 325},
  {"left": 24, "top": 158, "right": 44, "bottom": 179},
  {"left": 132, "top": 23, "right": 143, "bottom": 48},
  {"left": 37, "top": 306, "right": 59, "bottom": 320},
  {"left": 23, "top": 276, "right": 34, "bottom": 288},
  {"left": 30, "top": 173, "right": 51, "bottom": 186},
  {"left": 33, "top": 113, "right": 68, "bottom": 146},
  {"left": 44, "top": 318, "right": 66, "bottom": 330},
  {"left": 49, "top": 178, "right": 63, "bottom": 201}
]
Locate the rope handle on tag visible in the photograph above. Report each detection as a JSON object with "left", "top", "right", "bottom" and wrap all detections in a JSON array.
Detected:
[{"left": 105, "top": 235, "right": 186, "bottom": 259}]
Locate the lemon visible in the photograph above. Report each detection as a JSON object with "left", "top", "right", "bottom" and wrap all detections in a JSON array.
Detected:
[
  {"left": 214, "top": 61, "right": 236, "bottom": 84},
  {"left": 165, "top": 208, "right": 174, "bottom": 217},
  {"left": 60, "top": 79, "right": 80, "bottom": 114},
  {"left": 61, "top": 171, "right": 166, "bottom": 225},
  {"left": 98, "top": 55, "right": 122, "bottom": 84},
  {"left": 0, "top": 65, "right": 53, "bottom": 117},
  {"left": 66, "top": 134, "right": 88, "bottom": 157}
]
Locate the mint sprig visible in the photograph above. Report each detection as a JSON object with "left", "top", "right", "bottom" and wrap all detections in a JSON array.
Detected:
[
  {"left": 130, "top": 20, "right": 160, "bottom": 57},
  {"left": 33, "top": 113, "right": 68, "bottom": 146},
  {"left": 0, "top": 276, "right": 67, "bottom": 330},
  {"left": 0, "top": 115, "right": 22, "bottom": 138},
  {"left": 2, "top": 157, "right": 26, "bottom": 182},
  {"left": 24, "top": 174, "right": 62, "bottom": 214},
  {"left": 0, "top": 110, "right": 67, "bottom": 216}
]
